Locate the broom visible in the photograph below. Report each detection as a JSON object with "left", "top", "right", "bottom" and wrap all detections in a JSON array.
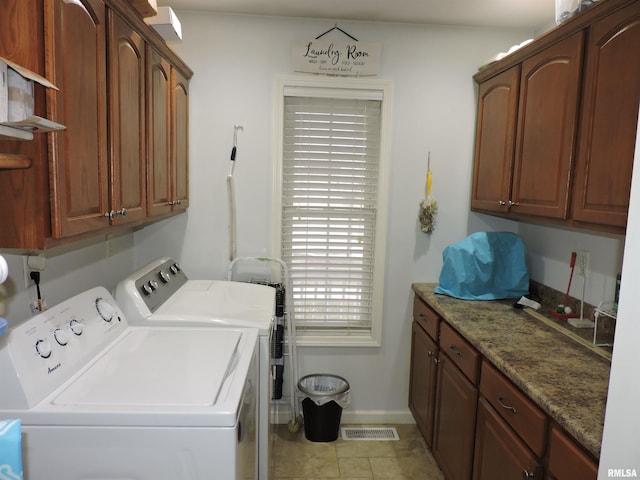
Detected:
[{"left": 419, "top": 152, "right": 438, "bottom": 234}]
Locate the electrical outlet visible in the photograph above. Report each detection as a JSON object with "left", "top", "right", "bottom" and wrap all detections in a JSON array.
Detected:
[
  {"left": 576, "top": 250, "right": 590, "bottom": 277},
  {"left": 22, "top": 256, "right": 30, "bottom": 289}
]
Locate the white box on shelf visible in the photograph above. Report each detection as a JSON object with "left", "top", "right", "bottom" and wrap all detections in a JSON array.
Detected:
[
  {"left": 0, "top": 59, "right": 9, "bottom": 122},
  {"left": 8, "top": 68, "right": 34, "bottom": 122},
  {"left": 145, "top": 6, "right": 182, "bottom": 42},
  {"left": 0, "top": 56, "right": 65, "bottom": 139}
]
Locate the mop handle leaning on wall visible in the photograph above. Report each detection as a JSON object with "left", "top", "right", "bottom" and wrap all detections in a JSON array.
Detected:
[{"left": 227, "top": 125, "right": 243, "bottom": 261}]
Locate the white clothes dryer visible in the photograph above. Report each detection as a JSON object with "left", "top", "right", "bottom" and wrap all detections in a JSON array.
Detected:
[
  {"left": 115, "top": 257, "right": 276, "bottom": 480},
  {"left": 0, "top": 287, "right": 258, "bottom": 480}
]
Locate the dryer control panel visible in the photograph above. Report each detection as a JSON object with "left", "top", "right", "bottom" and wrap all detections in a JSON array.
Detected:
[
  {"left": 115, "top": 257, "right": 189, "bottom": 319},
  {"left": 0, "top": 287, "right": 128, "bottom": 409}
]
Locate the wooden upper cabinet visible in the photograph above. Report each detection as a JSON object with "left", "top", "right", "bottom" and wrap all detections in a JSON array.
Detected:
[
  {"left": 0, "top": 0, "right": 50, "bottom": 249},
  {"left": 107, "top": 9, "right": 146, "bottom": 226},
  {"left": 172, "top": 68, "right": 189, "bottom": 211},
  {"left": 46, "top": 0, "right": 110, "bottom": 238},
  {"left": 147, "top": 46, "right": 189, "bottom": 217},
  {"left": 511, "top": 32, "right": 584, "bottom": 219},
  {"left": 571, "top": 1, "right": 640, "bottom": 228},
  {"left": 0, "top": 0, "right": 191, "bottom": 250},
  {"left": 471, "top": 66, "right": 520, "bottom": 213},
  {"left": 147, "top": 47, "right": 172, "bottom": 217}
]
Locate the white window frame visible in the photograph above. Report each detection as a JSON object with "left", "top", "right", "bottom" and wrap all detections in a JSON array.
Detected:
[{"left": 271, "top": 75, "right": 393, "bottom": 347}]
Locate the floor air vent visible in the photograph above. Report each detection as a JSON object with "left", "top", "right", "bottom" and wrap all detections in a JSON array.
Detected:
[{"left": 341, "top": 427, "right": 400, "bottom": 441}]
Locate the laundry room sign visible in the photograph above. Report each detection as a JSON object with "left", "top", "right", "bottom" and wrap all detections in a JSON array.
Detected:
[{"left": 291, "top": 38, "right": 381, "bottom": 76}]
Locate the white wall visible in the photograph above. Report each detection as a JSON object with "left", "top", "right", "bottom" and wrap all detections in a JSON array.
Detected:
[
  {"left": 134, "top": 11, "right": 538, "bottom": 422},
  {"left": 0, "top": 234, "right": 135, "bottom": 326}
]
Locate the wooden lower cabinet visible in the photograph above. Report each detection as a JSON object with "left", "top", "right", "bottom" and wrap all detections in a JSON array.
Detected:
[
  {"left": 432, "top": 352, "right": 478, "bottom": 480},
  {"left": 408, "top": 321, "right": 439, "bottom": 447},
  {"left": 473, "top": 397, "right": 542, "bottom": 480},
  {"left": 408, "top": 295, "right": 601, "bottom": 479},
  {"left": 547, "top": 425, "right": 597, "bottom": 480}
]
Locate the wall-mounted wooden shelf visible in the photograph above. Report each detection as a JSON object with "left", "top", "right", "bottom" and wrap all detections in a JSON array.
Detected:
[{"left": 0, "top": 153, "right": 32, "bottom": 170}]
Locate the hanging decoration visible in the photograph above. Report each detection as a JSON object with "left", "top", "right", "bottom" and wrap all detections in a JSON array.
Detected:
[
  {"left": 291, "top": 24, "right": 381, "bottom": 77},
  {"left": 419, "top": 152, "right": 438, "bottom": 234}
]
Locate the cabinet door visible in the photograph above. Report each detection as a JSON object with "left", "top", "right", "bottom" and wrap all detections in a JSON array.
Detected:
[
  {"left": 46, "top": 0, "right": 110, "bottom": 238},
  {"left": 432, "top": 352, "right": 478, "bottom": 480},
  {"left": 171, "top": 67, "right": 189, "bottom": 210},
  {"left": 408, "top": 322, "right": 439, "bottom": 447},
  {"left": 473, "top": 398, "right": 542, "bottom": 480},
  {"left": 0, "top": 0, "right": 50, "bottom": 249},
  {"left": 146, "top": 46, "right": 172, "bottom": 217},
  {"left": 547, "top": 425, "right": 597, "bottom": 480},
  {"left": 511, "top": 32, "right": 584, "bottom": 219},
  {"left": 571, "top": 2, "right": 640, "bottom": 228},
  {"left": 108, "top": 10, "right": 146, "bottom": 225},
  {"left": 471, "top": 66, "right": 520, "bottom": 213}
]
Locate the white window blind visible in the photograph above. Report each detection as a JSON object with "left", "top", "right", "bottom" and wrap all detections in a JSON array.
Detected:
[{"left": 282, "top": 95, "right": 382, "bottom": 337}]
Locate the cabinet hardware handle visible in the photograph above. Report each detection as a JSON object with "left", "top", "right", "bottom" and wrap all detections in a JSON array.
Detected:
[
  {"left": 508, "top": 200, "right": 519, "bottom": 207},
  {"left": 168, "top": 200, "right": 176, "bottom": 206},
  {"left": 497, "top": 394, "right": 517, "bottom": 414},
  {"left": 449, "top": 345, "right": 463, "bottom": 357},
  {"left": 433, "top": 358, "right": 440, "bottom": 365},
  {"left": 522, "top": 469, "right": 535, "bottom": 478},
  {"left": 427, "top": 351, "right": 434, "bottom": 357},
  {"left": 117, "top": 207, "right": 127, "bottom": 217},
  {"left": 418, "top": 313, "right": 427, "bottom": 321},
  {"left": 498, "top": 200, "right": 506, "bottom": 206},
  {"left": 104, "top": 210, "right": 116, "bottom": 221}
]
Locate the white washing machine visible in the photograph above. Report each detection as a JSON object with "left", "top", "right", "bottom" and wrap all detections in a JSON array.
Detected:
[
  {"left": 114, "top": 257, "right": 276, "bottom": 480},
  {"left": 0, "top": 287, "right": 258, "bottom": 480}
]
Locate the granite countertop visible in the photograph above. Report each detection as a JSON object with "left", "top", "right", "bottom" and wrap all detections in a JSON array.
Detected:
[{"left": 412, "top": 283, "right": 610, "bottom": 459}]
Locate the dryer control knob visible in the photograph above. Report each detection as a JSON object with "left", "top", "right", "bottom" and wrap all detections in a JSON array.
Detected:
[
  {"left": 35, "top": 339, "right": 52, "bottom": 358},
  {"left": 54, "top": 328, "right": 70, "bottom": 346},
  {"left": 170, "top": 263, "right": 181, "bottom": 274},
  {"left": 158, "top": 270, "right": 171, "bottom": 283}
]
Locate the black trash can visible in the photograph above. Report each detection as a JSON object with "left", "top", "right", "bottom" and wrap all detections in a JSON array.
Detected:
[{"left": 297, "top": 374, "right": 350, "bottom": 442}]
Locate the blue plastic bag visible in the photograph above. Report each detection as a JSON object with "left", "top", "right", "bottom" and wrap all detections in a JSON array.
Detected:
[
  {"left": 434, "top": 232, "right": 529, "bottom": 300},
  {"left": 0, "top": 419, "right": 23, "bottom": 480}
]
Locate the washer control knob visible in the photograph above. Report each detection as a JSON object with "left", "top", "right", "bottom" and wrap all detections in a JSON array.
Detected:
[
  {"left": 69, "top": 319, "right": 84, "bottom": 335},
  {"left": 141, "top": 283, "right": 153, "bottom": 295},
  {"left": 158, "top": 270, "right": 171, "bottom": 283},
  {"left": 35, "top": 339, "right": 52, "bottom": 358},
  {"left": 96, "top": 297, "right": 116, "bottom": 322},
  {"left": 147, "top": 280, "right": 158, "bottom": 291},
  {"left": 54, "top": 328, "right": 70, "bottom": 346},
  {"left": 170, "top": 263, "right": 181, "bottom": 275}
]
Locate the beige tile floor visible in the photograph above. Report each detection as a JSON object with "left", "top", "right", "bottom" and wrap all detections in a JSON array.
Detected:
[{"left": 272, "top": 424, "right": 445, "bottom": 480}]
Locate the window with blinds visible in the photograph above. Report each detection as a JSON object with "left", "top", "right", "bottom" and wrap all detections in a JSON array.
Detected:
[{"left": 276, "top": 78, "right": 391, "bottom": 346}]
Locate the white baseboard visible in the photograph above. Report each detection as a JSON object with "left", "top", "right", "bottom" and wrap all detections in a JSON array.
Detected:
[{"left": 271, "top": 407, "right": 415, "bottom": 425}]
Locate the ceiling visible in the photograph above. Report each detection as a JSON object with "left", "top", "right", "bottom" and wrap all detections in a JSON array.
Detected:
[{"left": 157, "top": 0, "right": 557, "bottom": 30}]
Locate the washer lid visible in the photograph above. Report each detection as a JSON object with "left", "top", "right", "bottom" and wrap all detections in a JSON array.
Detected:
[{"left": 53, "top": 328, "right": 241, "bottom": 407}]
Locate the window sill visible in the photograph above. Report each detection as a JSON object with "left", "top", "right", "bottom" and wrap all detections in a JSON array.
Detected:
[{"left": 294, "top": 333, "right": 381, "bottom": 348}]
